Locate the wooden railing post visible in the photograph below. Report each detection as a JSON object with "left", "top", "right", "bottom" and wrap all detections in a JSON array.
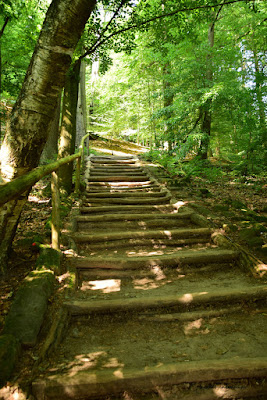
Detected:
[
  {"left": 75, "top": 156, "right": 81, "bottom": 193},
  {"left": 51, "top": 170, "right": 60, "bottom": 251}
]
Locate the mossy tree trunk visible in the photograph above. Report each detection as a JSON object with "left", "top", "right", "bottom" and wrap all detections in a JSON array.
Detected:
[
  {"left": 58, "top": 60, "right": 81, "bottom": 195},
  {"left": 0, "top": 0, "right": 97, "bottom": 274}
]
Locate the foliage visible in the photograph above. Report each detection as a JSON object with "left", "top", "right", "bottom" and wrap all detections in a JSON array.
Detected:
[
  {"left": 87, "top": 0, "right": 266, "bottom": 175},
  {"left": 1, "top": 1, "right": 49, "bottom": 98}
]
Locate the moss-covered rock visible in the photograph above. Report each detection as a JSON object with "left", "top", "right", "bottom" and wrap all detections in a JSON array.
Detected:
[
  {"left": 3, "top": 270, "right": 55, "bottom": 347},
  {"left": 0, "top": 334, "right": 20, "bottom": 388}
]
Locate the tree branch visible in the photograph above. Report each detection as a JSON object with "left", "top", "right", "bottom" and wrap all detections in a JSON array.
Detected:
[
  {"left": 0, "top": 17, "right": 9, "bottom": 39},
  {"left": 79, "top": 0, "right": 258, "bottom": 61}
]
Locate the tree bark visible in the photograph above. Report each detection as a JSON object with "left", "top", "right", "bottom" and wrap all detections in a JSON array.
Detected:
[
  {"left": 40, "top": 92, "right": 61, "bottom": 162},
  {"left": 199, "top": 21, "right": 215, "bottom": 159},
  {"left": 0, "top": 17, "right": 9, "bottom": 145},
  {"left": 0, "top": 0, "right": 97, "bottom": 273},
  {"left": 76, "top": 59, "right": 87, "bottom": 148},
  {"left": 163, "top": 62, "right": 174, "bottom": 152},
  {"left": 58, "top": 61, "right": 81, "bottom": 194}
]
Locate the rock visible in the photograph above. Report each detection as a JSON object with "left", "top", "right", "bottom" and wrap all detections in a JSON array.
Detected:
[
  {"left": 3, "top": 270, "right": 55, "bottom": 347},
  {"left": 0, "top": 334, "right": 20, "bottom": 388}
]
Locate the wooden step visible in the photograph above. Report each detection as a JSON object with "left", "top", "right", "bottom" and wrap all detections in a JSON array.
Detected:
[
  {"left": 87, "top": 176, "right": 150, "bottom": 182},
  {"left": 32, "top": 357, "right": 267, "bottom": 400},
  {"left": 86, "top": 186, "right": 162, "bottom": 192},
  {"left": 77, "top": 237, "right": 210, "bottom": 251},
  {"left": 72, "top": 227, "right": 212, "bottom": 243},
  {"left": 83, "top": 194, "right": 171, "bottom": 205},
  {"left": 64, "top": 285, "right": 265, "bottom": 314},
  {"left": 71, "top": 248, "right": 239, "bottom": 270},
  {"left": 90, "top": 160, "right": 136, "bottom": 165},
  {"left": 77, "top": 219, "right": 194, "bottom": 231},
  {"left": 89, "top": 171, "right": 147, "bottom": 176},
  {"left": 80, "top": 205, "right": 173, "bottom": 214},
  {"left": 75, "top": 211, "right": 193, "bottom": 222},
  {"left": 85, "top": 180, "right": 155, "bottom": 187},
  {"left": 84, "top": 190, "right": 168, "bottom": 199}
]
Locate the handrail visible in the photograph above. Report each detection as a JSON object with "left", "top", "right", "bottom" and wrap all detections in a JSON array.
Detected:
[{"left": 0, "top": 132, "right": 90, "bottom": 254}]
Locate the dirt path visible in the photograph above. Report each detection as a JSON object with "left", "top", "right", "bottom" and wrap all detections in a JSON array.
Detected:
[{"left": 31, "top": 154, "right": 267, "bottom": 399}]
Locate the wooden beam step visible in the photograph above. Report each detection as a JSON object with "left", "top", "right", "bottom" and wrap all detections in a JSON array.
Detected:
[
  {"left": 90, "top": 160, "right": 136, "bottom": 165},
  {"left": 32, "top": 357, "right": 267, "bottom": 400},
  {"left": 80, "top": 205, "right": 173, "bottom": 214},
  {"left": 72, "top": 227, "right": 211, "bottom": 243},
  {"left": 71, "top": 248, "right": 238, "bottom": 270},
  {"left": 84, "top": 190, "right": 168, "bottom": 199},
  {"left": 86, "top": 187, "right": 162, "bottom": 193},
  {"left": 87, "top": 176, "right": 149, "bottom": 182},
  {"left": 83, "top": 195, "right": 171, "bottom": 205},
  {"left": 64, "top": 285, "right": 265, "bottom": 314},
  {"left": 75, "top": 211, "right": 193, "bottom": 222},
  {"left": 90, "top": 167, "right": 143, "bottom": 172},
  {"left": 77, "top": 219, "right": 195, "bottom": 231},
  {"left": 77, "top": 237, "right": 210, "bottom": 250},
  {"left": 85, "top": 180, "right": 155, "bottom": 187},
  {"left": 89, "top": 171, "right": 146, "bottom": 176}
]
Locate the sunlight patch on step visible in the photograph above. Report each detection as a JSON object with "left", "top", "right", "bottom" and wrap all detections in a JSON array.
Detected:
[
  {"left": 81, "top": 279, "right": 121, "bottom": 293},
  {"left": 213, "top": 385, "right": 237, "bottom": 398}
]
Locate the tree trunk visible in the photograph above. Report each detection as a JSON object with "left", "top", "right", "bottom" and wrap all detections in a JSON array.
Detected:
[
  {"left": 0, "top": 17, "right": 9, "bottom": 145},
  {"left": 58, "top": 61, "right": 81, "bottom": 195},
  {"left": 0, "top": 0, "right": 96, "bottom": 273},
  {"left": 40, "top": 92, "right": 61, "bottom": 162},
  {"left": 163, "top": 62, "right": 174, "bottom": 152},
  {"left": 76, "top": 60, "right": 87, "bottom": 148},
  {"left": 252, "top": 47, "right": 267, "bottom": 145},
  {"left": 199, "top": 21, "right": 214, "bottom": 159}
]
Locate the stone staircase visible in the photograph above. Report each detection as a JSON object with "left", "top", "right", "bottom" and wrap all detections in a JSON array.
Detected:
[{"left": 32, "top": 155, "right": 267, "bottom": 400}]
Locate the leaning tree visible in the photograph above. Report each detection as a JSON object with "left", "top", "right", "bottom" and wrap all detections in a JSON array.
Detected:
[{"left": 0, "top": 0, "right": 97, "bottom": 272}]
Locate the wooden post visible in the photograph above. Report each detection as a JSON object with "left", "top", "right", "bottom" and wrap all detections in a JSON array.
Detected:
[
  {"left": 75, "top": 156, "right": 81, "bottom": 193},
  {"left": 51, "top": 171, "right": 60, "bottom": 251},
  {"left": 87, "top": 136, "right": 90, "bottom": 156}
]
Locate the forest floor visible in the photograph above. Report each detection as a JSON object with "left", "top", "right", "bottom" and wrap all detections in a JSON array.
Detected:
[{"left": 0, "top": 137, "right": 266, "bottom": 399}]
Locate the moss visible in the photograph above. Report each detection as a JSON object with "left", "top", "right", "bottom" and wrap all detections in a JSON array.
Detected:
[
  {"left": 36, "top": 246, "right": 61, "bottom": 274},
  {"left": 0, "top": 334, "right": 20, "bottom": 388}
]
